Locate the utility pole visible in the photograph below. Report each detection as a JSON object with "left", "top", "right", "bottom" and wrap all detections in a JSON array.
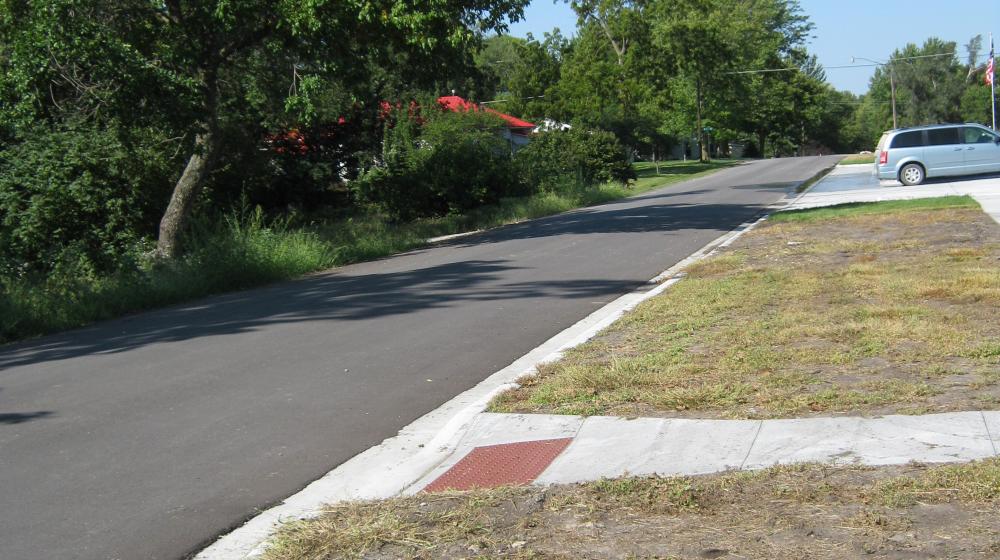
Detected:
[
  {"left": 853, "top": 56, "right": 898, "bottom": 128},
  {"left": 888, "top": 65, "right": 898, "bottom": 129}
]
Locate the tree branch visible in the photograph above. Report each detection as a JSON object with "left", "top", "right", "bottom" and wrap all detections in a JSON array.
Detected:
[{"left": 163, "top": 0, "right": 182, "bottom": 24}]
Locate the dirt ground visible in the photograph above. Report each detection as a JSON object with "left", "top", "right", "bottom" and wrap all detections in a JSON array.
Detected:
[
  {"left": 263, "top": 459, "right": 1000, "bottom": 560},
  {"left": 491, "top": 201, "right": 1000, "bottom": 419}
]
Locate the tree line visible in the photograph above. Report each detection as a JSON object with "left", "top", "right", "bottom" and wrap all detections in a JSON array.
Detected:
[
  {"left": 849, "top": 35, "right": 996, "bottom": 148},
  {"left": 470, "top": 0, "right": 854, "bottom": 162},
  {"left": 2, "top": 0, "right": 986, "bottom": 285}
]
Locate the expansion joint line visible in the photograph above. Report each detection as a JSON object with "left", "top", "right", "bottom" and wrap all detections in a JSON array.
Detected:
[
  {"left": 983, "top": 411, "right": 999, "bottom": 457},
  {"left": 739, "top": 420, "right": 764, "bottom": 469}
]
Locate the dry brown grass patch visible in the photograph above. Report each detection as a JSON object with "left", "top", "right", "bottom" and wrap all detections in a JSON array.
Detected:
[
  {"left": 263, "top": 459, "right": 1000, "bottom": 559},
  {"left": 491, "top": 201, "right": 1000, "bottom": 418}
]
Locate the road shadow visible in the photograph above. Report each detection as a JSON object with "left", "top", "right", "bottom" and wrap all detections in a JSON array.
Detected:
[
  {"left": 0, "top": 259, "right": 641, "bottom": 370},
  {"left": 0, "top": 411, "right": 54, "bottom": 425},
  {"left": 0, "top": 389, "right": 54, "bottom": 425},
  {"left": 1, "top": 180, "right": 787, "bottom": 370},
  {"left": 445, "top": 196, "right": 775, "bottom": 247}
]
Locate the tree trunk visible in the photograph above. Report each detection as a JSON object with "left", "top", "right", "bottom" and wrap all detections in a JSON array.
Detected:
[
  {"left": 696, "top": 79, "right": 709, "bottom": 163},
  {"left": 155, "top": 125, "right": 219, "bottom": 259},
  {"left": 156, "top": 68, "right": 219, "bottom": 260},
  {"left": 757, "top": 130, "right": 767, "bottom": 158}
]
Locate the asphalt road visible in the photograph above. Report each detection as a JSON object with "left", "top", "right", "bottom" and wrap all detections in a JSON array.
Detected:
[{"left": 0, "top": 156, "right": 841, "bottom": 559}]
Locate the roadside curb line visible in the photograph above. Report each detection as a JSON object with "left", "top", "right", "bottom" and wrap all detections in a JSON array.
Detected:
[
  {"left": 194, "top": 167, "right": 832, "bottom": 560},
  {"left": 426, "top": 229, "right": 486, "bottom": 243}
]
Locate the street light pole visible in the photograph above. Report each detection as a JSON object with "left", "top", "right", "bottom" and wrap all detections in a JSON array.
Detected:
[{"left": 853, "top": 56, "right": 898, "bottom": 128}]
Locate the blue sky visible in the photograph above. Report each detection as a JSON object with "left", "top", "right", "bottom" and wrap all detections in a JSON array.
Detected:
[{"left": 506, "top": 0, "right": 999, "bottom": 94}]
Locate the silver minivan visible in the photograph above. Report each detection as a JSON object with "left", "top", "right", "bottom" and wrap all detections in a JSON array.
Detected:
[{"left": 874, "top": 123, "right": 1000, "bottom": 185}]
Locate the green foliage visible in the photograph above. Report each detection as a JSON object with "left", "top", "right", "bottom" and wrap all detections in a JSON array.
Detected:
[
  {"left": 352, "top": 108, "right": 523, "bottom": 220},
  {"left": 515, "top": 128, "right": 636, "bottom": 192},
  {"left": 1, "top": 0, "right": 532, "bottom": 260},
  {"left": 473, "top": 31, "right": 567, "bottom": 122},
  {"left": 864, "top": 38, "right": 965, "bottom": 129},
  {"left": 961, "top": 83, "right": 994, "bottom": 126},
  {"left": 0, "top": 204, "right": 337, "bottom": 343},
  {"left": 552, "top": 3, "right": 662, "bottom": 152},
  {"left": 0, "top": 122, "right": 178, "bottom": 276}
]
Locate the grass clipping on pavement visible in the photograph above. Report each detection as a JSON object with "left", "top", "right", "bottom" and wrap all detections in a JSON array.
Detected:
[
  {"left": 263, "top": 458, "right": 1000, "bottom": 559},
  {"left": 492, "top": 196, "right": 1000, "bottom": 419}
]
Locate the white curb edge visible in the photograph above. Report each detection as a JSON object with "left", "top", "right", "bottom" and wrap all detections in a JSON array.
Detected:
[{"left": 194, "top": 174, "right": 828, "bottom": 560}]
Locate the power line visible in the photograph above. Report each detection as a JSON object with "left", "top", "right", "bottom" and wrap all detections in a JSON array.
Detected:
[{"left": 726, "top": 51, "right": 958, "bottom": 75}]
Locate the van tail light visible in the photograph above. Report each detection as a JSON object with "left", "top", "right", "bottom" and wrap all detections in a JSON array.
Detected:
[{"left": 878, "top": 151, "right": 888, "bottom": 165}]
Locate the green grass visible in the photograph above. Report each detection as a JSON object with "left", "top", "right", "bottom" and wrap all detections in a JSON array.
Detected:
[
  {"left": 0, "top": 159, "right": 736, "bottom": 344},
  {"left": 769, "top": 195, "right": 980, "bottom": 223},
  {"left": 840, "top": 153, "right": 876, "bottom": 165},
  {"left": 632, "top": 159, "right": 738, "bottom": 191}
]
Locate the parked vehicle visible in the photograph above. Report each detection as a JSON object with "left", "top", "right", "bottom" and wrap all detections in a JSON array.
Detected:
[{"left": 874, "top": 123, "right": 1000, "bottom": 185}]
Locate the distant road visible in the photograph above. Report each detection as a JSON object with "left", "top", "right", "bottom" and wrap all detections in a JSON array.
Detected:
[{"left": 0, "top": 156, "right": 842, "bottom": 559}]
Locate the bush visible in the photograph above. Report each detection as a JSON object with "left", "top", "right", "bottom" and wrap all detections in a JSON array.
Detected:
[
  {"left": 352, "top": 109, "right": 524, "bottom": 221},
  {"left": 515, "top": 127, "right": 635, "bottom": 192},
  {"left": 0, "top": 122, "right": 178, "bottom": 276}
]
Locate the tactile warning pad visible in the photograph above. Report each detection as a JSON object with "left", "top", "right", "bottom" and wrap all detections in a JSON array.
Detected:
[{"left": 423, "top": 438, "right": 573, "bottom": 492}]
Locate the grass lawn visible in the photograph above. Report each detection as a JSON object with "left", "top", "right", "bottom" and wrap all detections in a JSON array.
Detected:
[
  {"left": 631, "top": 159, "right": 739, "bottom": 191},
  {"left": 262, "top": 458, "right": 1000, "bottom": 559},
  {"left": 840, "top": 153, "right": 875, "bottom": 165},
  {"left": 0, "top": 160, "right": 737, "bottom": 344},
  {"left": 491, "top": 196, "right": 1000, "bottom": 419}
]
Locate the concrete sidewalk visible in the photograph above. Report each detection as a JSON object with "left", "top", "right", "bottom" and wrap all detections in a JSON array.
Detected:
[
  {"left": 787, "top": 164, "right": 1000, "bottom": 223},
  {"left": 407, "top": 411, "right": 1000, "bottom": 492}
]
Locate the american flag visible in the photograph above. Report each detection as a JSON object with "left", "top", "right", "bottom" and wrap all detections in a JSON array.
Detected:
[{"left": 987, "top": 41, "right": 995, "bottom": 86}]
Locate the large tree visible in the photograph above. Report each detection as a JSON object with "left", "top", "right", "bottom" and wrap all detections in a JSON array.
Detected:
[
  {"left": 864, "top": 38, "right": 964, "bottom": 129},
  {"left": 1, "top": 0, "right": 528, "bottom": 258},
  {"left": 652, "top": 0, "right": 812, "bottom": 161},
  {"left": 553, "top": 1, "right": 662, "bottom": 153}
]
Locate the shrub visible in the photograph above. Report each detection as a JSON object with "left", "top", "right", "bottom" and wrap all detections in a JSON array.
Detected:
[
  {"left": 352, "top": 109, "right": 524, "bottom": 221},
  {"left": 0, "top": 122, "right": 177, "bottom": 276},
  {"left": 515, "top": 127, "right": 636, "bottom": 192}
]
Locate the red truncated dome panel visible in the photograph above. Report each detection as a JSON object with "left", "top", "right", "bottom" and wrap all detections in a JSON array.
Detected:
[{"left": 423, "top": 438, "right": 573, "bottom": 492}]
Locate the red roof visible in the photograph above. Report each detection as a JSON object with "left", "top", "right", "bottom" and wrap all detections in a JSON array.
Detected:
[{"left": 436, "top": 95, "right": 534, "bottom": 130}]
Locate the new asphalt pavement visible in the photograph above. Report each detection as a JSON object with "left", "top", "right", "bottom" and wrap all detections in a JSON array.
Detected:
[{"left": 0, "top": 155, "right": 841, "bottom": 559}]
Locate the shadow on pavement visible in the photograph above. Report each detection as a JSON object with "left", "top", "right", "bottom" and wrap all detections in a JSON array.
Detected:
[
  {"left": 1, "top": 190, "right": 779, "bottom": 370},
  {"left": 0, "top": 411, "right": 54, "bottom": 425},
  {"left": 446, "top": 197, "right": 773, "bottom": 247},
  {"left": 0, "top": 259, "right": 641, "bottom": 370}
]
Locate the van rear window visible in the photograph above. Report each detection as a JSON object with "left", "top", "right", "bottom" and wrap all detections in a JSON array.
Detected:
[
  {"left": 890, "top": 131, "right": 922, "bottom": 149},
  {"left": 876, "top": 133, "right": 888, "bottom": 152}
]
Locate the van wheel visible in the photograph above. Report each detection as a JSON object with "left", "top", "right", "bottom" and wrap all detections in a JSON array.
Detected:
[{"left": 899, "top": 163, "right": 925, "bottom": 186}]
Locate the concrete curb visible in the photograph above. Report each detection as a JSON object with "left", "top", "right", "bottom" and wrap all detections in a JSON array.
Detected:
[{"left": 194, "top": 171, "right": 823, "bottom": 559}]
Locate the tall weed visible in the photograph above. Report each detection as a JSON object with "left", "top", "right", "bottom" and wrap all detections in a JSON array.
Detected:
[{"left": 0, "top": 206, "right": 335, "bottom": 343}]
